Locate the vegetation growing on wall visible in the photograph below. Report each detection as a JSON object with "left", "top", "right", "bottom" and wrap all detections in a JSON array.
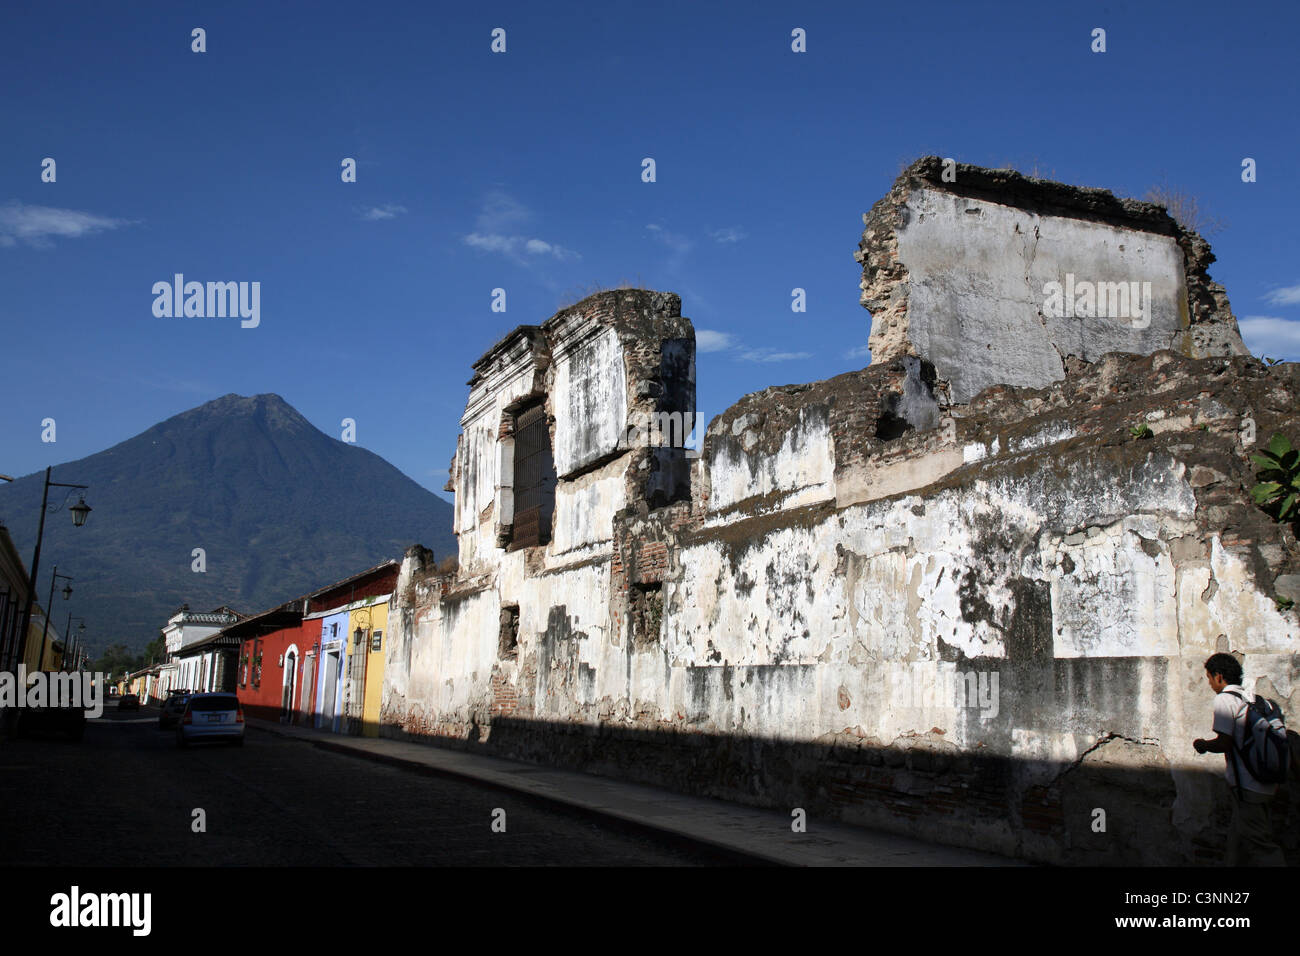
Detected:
[{"left": 1250, "top": 433, "right": 1300, "bottom": 522}]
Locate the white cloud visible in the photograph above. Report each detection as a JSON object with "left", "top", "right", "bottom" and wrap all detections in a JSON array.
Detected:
[
  {"left": 646, "top": 223, "right": 693, "bottom": 255},
  {"left": 464, "top": 232, "right": 578, "bottom": 261},
  {"left": 696, "top": 329, "right": 736, "bottom": 352},
  {"left": 846, "top": 344, "right": 872, "bottom": 360},
  {"left": 463, "top": 191, "right": 577, "bottom": 263},
  {"left": 646, "top": 222, "right": 696, "bottom": 272},
  {"left": 709, "top": 227, "right": 747, "bottom": 244},
  {"left": 360, "top": 203, "right": 407, "bottom": 221},
  {"left": 0, "top": 201, "right": 132, "bottom": 248},
  {"left": 738, "top": 347, "right": 813, "bottom": 363},
  {"left": 1239, "top": 315, "right": 1300, "bottom": 361},
  {"left": 463, "top": 232, "right": 514, "bottom": 254},
  {"left": 477, "top": 190, "right": 531, "bottom": 233},
  {"left": 645, "top": 223, "right": 744, "bottom": 275},
  {"left": 696, "top": 327, "right": 811, "bottom": 362},
  {"left": 1263, "top": 284, "right": 1300, "bottom": 306}
]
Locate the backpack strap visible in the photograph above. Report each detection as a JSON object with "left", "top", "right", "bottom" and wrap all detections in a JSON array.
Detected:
[{"left": 1223, "top": 690, "right": 1248, "bottom": 799}]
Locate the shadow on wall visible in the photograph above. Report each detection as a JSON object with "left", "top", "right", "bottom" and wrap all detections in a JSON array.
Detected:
[{"left": 372, "top": 715, "right": 1299, "bottom": 867}]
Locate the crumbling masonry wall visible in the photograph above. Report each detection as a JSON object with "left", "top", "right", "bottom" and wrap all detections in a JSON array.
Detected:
[
  {"left": 858, "top": 157, "right": 1247, "bottom": 403},
  {"left": 381, "top": 167, "right": 1299, "bottom": 865}
]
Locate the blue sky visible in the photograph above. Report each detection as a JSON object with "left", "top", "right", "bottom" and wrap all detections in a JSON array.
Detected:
[{"left": 2, "top": 0, "right": 1297, "bottom": 500}]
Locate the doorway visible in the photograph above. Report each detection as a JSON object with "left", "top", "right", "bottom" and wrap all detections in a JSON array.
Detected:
[
  {"left": 320, "top": 650, "right": 340, "bottom": 730},
  {"left": 299, "top": 653, "right": 315, "bottom": 726},
  {"left": 282, "top": 651, "right": 297, "bottom": 722}
]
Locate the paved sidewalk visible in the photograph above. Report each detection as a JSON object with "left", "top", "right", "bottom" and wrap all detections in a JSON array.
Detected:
[{"left": 248, "top": 718, "right": 1023, "bottom": 866}]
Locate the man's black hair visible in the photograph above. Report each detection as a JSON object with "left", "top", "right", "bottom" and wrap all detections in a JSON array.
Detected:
[{"left": 1204, "top": 653, "right": 1243, "bottom": 685}]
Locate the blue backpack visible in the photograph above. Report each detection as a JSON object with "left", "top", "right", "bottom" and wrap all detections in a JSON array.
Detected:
[{"left": 1226, "top": 691, "right": 1290, "bottom": 786}]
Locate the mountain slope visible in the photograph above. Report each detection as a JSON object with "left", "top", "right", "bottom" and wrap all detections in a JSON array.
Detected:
[{"left": 0, "top": 394, "right": 456, "bottom": 655}]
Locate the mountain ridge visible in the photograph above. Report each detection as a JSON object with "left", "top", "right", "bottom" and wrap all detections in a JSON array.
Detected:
[{"left": 0, "top": 393, "right": 455, "bottom": 656}]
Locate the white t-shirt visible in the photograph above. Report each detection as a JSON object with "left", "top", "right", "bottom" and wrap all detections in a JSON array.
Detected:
[{"left": 1212, "top": 685, "right": 1278, "bottom": 796}]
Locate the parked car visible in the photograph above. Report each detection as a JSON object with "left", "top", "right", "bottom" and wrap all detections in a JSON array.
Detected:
[
  {"left": 158, "top": 694, "right": 189, "bottom": 729},
  {"left": 176, "top": 693, "right": 245, "bottom": 747},
  {"left": 117, "top": 693, "right": 140, "bottom": 711}
]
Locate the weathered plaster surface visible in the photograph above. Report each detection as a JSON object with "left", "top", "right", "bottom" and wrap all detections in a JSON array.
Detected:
[
  {"left": 552, "top": 324, "right": 627, "bottom": 477},
  {"left": 857, "top": 157, "right": 1248, "bottom": 403},
  {"left": 895, "top": 186, "right": 1189, "bottom": 402},
  {"left": 381, "top": 167, "right": 1297, "bottom": 865},
  {"left": 706, "top": 404, "right": 835, "bottom": 515}
]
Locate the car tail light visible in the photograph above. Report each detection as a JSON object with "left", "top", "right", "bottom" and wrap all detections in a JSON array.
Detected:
[
  {"left": 183, "top": 711, "right": 192, "bottom": 724},
  {"left": 235, "top": 707, "right": 244, "bottom": 723}
]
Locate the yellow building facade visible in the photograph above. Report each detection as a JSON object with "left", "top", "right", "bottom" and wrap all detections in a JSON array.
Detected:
[
  {"left": 22, "top": 606, "right": 64, "bottom": 671},
  {"left": 348, "top": 598, "right": 388, "bottom": 738}
]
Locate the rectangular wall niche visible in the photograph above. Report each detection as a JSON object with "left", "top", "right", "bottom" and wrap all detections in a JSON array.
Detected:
[{"left": 510, "top": 402, "right": 556, "bottom": 550}]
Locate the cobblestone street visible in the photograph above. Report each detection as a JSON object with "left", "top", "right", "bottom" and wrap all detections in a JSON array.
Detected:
[{"left": 0, "top": 708, "right": 731, "bottom": 866}]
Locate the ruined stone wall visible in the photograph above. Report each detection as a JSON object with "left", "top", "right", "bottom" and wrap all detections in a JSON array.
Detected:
[
  {"left": 381, "top": 171, "right": 1299, "bottom": 865},
  {"left": 662, "top": 350, "right": 1299, "bottom": 863},
  {"left": 382, "top": 289, "right": 695, "bottom": 743},
  {"left": 857, "top": 157, "right": 1248, "bottom": 403}
]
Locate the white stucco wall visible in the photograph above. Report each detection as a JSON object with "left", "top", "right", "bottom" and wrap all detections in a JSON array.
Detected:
[
  {"left": 552, "top": 326, "right": 627, "bottom": 477},
  {"left": 894, "top": 187, "right": 1190, "bottom": 403},
  {"left": 706, "top": 405, "right": 835, "bottom": 514},
  {"left": 551, "top": 468, "right": 625, "bottom": 554}
]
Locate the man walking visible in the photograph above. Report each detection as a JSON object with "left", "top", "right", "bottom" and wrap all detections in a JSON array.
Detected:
[{"left": 1192, "top": 653, "right": 1287, "bottom": 866}]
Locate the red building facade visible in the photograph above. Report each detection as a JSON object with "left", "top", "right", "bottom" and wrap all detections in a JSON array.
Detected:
[{"left": 229, "top": 562, "right": 399, "bottom": 725}]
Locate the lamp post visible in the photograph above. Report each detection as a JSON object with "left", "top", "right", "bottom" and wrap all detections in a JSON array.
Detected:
[
  {"left": 14, "top": 467, "right": 91, "bottom": 670},
  {"left": 65, "top": 615, "right": 86, "bottom": 672},
  {"left": 37, "top": 568, "right": 73, "bottom": 671}
]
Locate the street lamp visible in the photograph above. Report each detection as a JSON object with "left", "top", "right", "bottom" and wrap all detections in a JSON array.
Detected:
[
  {"left": 70, "top": 497, "right": 91, "bottom": 527},
  {"left": 13, "top": 467, "right": 92, "bottom": 670},
  {"left": 65, "top": 615, "right": 86, "bottom": 672},
  {"left": 38, "top": 568, "right": 73, "bottom": 670},
  {"left": 353, "top": 606, "right": 372, "bottom": 646}
]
